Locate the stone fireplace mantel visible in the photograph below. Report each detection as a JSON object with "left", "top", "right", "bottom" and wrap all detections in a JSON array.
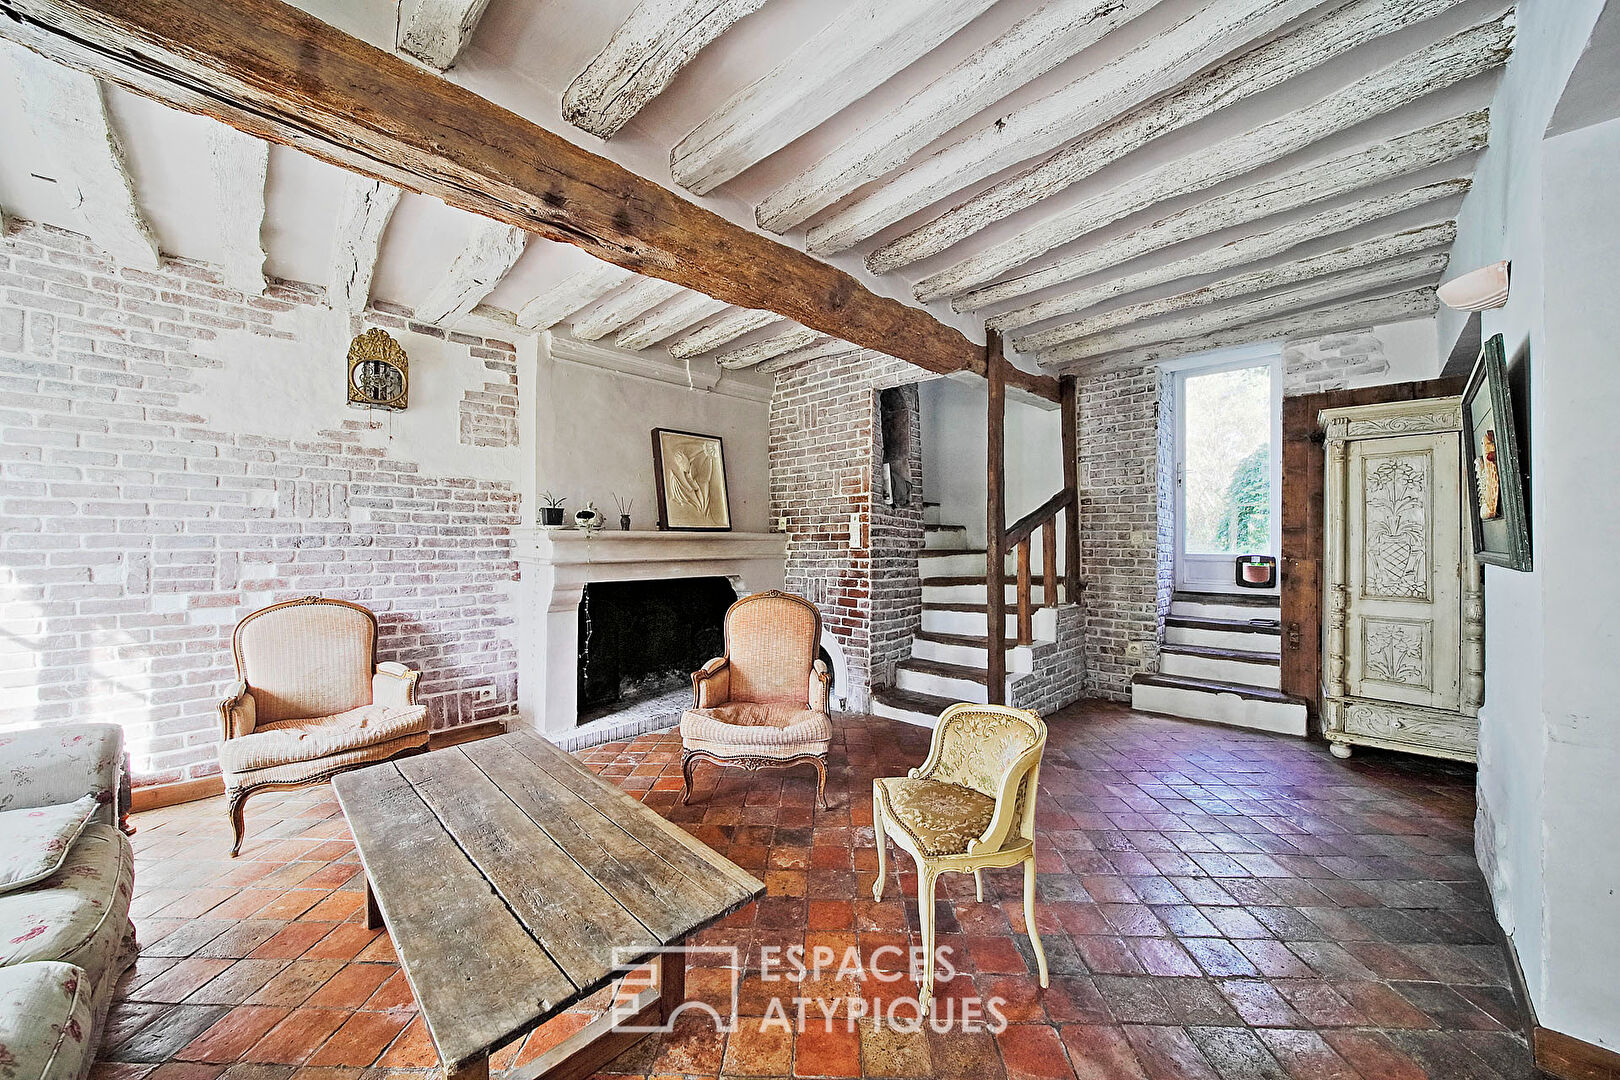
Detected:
[{"left": 512, "top": 527, "right": 788, "bottom": 734}]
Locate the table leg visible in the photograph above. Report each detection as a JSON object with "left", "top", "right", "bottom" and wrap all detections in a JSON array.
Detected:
[
  {"left": 658, "top": 949, "right": 686, "bottom": 1023},
  {"left": 365, "top": 879, "right": 383, "bottom": 931},
  {"left": 445, "top": 1055, "right": 486, "bottom": 1080}
]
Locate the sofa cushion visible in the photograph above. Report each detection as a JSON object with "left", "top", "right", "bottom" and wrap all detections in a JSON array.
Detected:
[
  {"left": 874, "top": 777, "right": 996, "bottom": 857},
  {"left": 0, "top": 961, "right": 95, "bottom": 1080},
  {"left": 217, "top": 703, "right": 429, "bottom": 776},
  {"left": 680, "top": 704, "right": 831, "bottom": 761},
  {"left": 0, "top": 797, "right": 98, "bottom": 897},
  {"left": 0, "top": 825, "right": 135, "bottom": 986}
]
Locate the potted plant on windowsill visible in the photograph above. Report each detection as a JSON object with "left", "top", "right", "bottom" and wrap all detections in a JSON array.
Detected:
[{"left": 538, "top": 492, "right": 566, "bottom": 529}]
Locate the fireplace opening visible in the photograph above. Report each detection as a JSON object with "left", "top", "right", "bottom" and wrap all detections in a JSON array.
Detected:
[{"left": 577, "top": 576, "right": 737, "bottom": 723}]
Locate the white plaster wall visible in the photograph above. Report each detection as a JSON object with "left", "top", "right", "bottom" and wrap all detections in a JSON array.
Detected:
[
  {"left": 1357, "top": 317, "right": 1439, "bottom": 388},
  {"left": 530, "top": 335, "right": 772, "bottom": 532}
]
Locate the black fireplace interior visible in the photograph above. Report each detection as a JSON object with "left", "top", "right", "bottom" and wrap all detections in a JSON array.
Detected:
[{"left": 577, "top": 576, "right": 737, "bottom": 721}]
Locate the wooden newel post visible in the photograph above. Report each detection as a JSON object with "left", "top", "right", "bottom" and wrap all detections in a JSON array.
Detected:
[
  {"left": 1059, "top": 375, "right": 1081, "bottom": 605},
  {"left": 986, "top": 330, "right": 1007, "bottom": 705}
]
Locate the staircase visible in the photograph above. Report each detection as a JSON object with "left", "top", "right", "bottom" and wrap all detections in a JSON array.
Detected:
[
  {"left": 1129, "top": 591, "right": 1308, "bottom": 736},
  {"left": 873, "top": 504, "right": 1055, "bottom": 726}
]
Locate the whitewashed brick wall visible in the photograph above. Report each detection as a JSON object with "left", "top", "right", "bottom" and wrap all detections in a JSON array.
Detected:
[
  {"left": 1283, "top": 330, "right": 1392, "bottom": 395},
  {"left": 0, "top": 222, "right": 521, "bottom": 787}
]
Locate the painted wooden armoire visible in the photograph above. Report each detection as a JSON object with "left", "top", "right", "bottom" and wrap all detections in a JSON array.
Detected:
[{"left": 1318, "top": 397, "right": 1484, "bottom": 762}]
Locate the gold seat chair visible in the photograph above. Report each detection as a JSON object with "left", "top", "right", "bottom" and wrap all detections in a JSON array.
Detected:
[
  {"left": 218, "top": 596, "right": 430, "bottom": 855},
  {"left": 872, "top": 702, "right": 1049, "bottom": 1013}
]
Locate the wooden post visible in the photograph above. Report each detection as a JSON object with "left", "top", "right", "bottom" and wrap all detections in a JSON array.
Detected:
[
  {"left": 1016, "top": 540, "right": 1032, "bottom": 646},
  {"left": 1059, "top": 375, "right": 1081, "bottom": 604},
  {"left": 1041, "top": 518, "right": 1057, "bottom": 610},
  {"left": 986, "top": 330, "right": 1007, "bottom": 705}
]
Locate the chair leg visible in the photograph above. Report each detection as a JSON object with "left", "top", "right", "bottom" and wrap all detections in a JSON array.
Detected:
[
  {"left": 871, "top": 786, "right": 888, "bottom": 902},
  {"left": 1023, "top": 856, "right": 1049, "bottom": 988},
  {"left": 812, "top": 756, "right": 828, "bottom": 810},
  {"left": 973, "top": 868, "right": 984, "bottom": 902},
  {"left": 680, "top": 752, "right": 698, "bottom": 806},
  {"left": 227, "top": 789, "right": 248, "bottom": 858},
  {"left": 918, "top": 867, "right": 938, "bottom": 1016}
]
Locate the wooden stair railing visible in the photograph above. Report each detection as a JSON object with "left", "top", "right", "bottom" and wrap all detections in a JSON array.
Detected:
[{"left": 986, "top": 331, "right": 1082, "bottom": 705}]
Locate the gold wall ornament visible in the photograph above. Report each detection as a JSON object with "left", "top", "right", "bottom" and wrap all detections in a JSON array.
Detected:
[{"left": 346, "top": 327, "right": 409, "bottom": 411}]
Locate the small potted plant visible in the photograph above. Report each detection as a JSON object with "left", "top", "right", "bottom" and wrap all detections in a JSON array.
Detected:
[{"left": 538, "top": 492, "right": 566, "bottom": 529}]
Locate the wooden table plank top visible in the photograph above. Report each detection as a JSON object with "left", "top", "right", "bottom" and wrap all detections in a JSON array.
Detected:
[{"left": 333, "top": 731, "right": 763, "bottom": 1075}]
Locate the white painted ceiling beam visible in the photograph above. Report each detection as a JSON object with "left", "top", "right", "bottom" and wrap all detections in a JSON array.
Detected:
[
  {"left": 714, "top": 327, "right": 823, "bottom": 368},
  {"left": 564, "top": 0, "right": 773, "bottom": 139},
  {"left": 917, "top": 14, "right": 1515, "bottom": 303},
  {"left": 571, "top": 277, "right": 685, "bottom": 340},
  {"left": 414, "top": 219, "right": 529, "bottom": 326},
  {"left": 667, "top": 308, "right": 785, "bottom": 358},
  {"left": 397, "top": 0, "right": 494, "bottom": 70},
  {"left": 869, "top": 0, "right": 1471, "bottom": 274},
  {"left": 999, "top": 179, "right": 1469, "bottom": 337},
  {"left": 206, "top": 123, "right": 269, "bottom": 295},
  {"left": 967, "top": 110, "right": 1488, "bottom": 317},
  {"left": 9, "top": 48, "right": 159, "bottom": 269},
  {"left": 615, "top": 290, "right": 729, "bottom": 350},
  {"left": 329, "top": 177, "right": 403, "bottom": 321},
  {"left": 1040, "top": 254, "right": 1449, "bottom": 365},
  {"left": 670, "top": 0, "right": 1000, "bottom": 195},
  {"left": 1052, "top": 287, "right": 1440, "bottom": 375},
  {"left": 754, "top": 0, "right": 1162, "bottom": 233},
  {"left": 804, "top": 0, "right": 1326, "bottom": 256},
  {"left": 756, "top": 338, "right": 863, "bottom": 374},
  {"left": 515, "top": 264, "right": 635, "bottom": 330},
  {"left": 1020, "top": 222, "right": 1456, "bottom": 353}
]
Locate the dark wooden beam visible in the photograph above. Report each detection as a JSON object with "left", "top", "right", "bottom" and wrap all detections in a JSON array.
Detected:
[
  {"left": 0, "top": 0, "right": 1049, "bottom": 394},
  {"left": 1060, "top": 375, "right": 1081, "bottom": 604},
  {"left": 985, "top": 331, "right": 1008, "bottom": 705}
]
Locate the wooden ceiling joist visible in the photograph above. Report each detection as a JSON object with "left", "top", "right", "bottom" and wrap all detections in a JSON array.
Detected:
[
  {"left": 756, "top": 339, "right": 862, "bottom": 375},
  {"left": 7, "top": 43, "right": 159, "bottom": 269},
  {"left": 667, "top": 307, "right": 783, "bottom": 358},
  {"left": 1006, "top": 183, "right": 1468, "bottom": 343},
  {"left": 0, "top": 0, "right": 1023, "bottom": 392},
  {"left": 715, "top": 327, "right": 823, "bottom": 369},
  {"left": 967, "top": 109, "right": 1490, "bottom": 318},
  {"left": 804, "top": 0, "right": 1324, "bottom": 257},
  {"left": 415, "top": 218, "right": 528, "bottom": 326},
  {"left": 514, "top": 264, "right": 634, "bottom": 330},
  {"left": 328, "top": 176, "right": 402, "bottom": 321},
  {"left": 564, "top": 0, "right": 771, "bottom": 139},
  {"left": 754, "top": 0, "right": 1161, "bottom": 234},
  {"left": 868, "top": 0, "right": 1472, "bottom": 275},
  {"left": 670, "top": 0, "right": 999, "bottom": 195},
  {"left": 1028, "top": 230, "right": 1455, "bottom": 356},
  {"left": 206, "top": 122, "right": 269, "bottom": 295},
  {"left": 397, "top": 0, "right": 494, "bottom": 71},
  {"left": 571, "top": 278, "right": 685, "bottom": 340},
  {"left": 614, "top": 290, "right": 728, "bottom": 350},
  {"left": 917, "top": 14, "right": 1515, "bottom": 304},
  {"left": 1056, "top": 287, "right": 1440, "bottom": 376}
]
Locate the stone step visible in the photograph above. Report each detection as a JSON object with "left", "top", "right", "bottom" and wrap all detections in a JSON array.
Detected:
[
  {"left": 921, "top": 577, "right": 1056, "bottom": 605},
  {"left": 871, "top": 687, "right": 956, "bottom": 728},
  {"left": 1170, "top": 590, "right": 1280, "bottom": 622},
  {"left": 1164, "top": 615, "right": 1282, "bottom": 654},
  {"left": 1130, "top": 672, "right": 1307, "bottom": 737},
  {"left": 924, "top": 523, "right": 972, "bottom": 550},
  {"left": 921, "top": 603, "right": 1022, "bottom": 639},
  {"left": 895, "top": 658, "right": 991, "bottom": 704},
  {"left": 1160, "top": 643, "right": 1281, "bottom": 689},
  {"left": 918, "top": 549, "right": 989, "bottom": 576},
  {"left": 910, "top": 630, "right": 1010, "bottom": 668}
]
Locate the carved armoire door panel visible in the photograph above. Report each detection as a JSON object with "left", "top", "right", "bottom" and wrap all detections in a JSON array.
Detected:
[{"left": 1343, "top": 432, "right": 1463, "bottom": 711}]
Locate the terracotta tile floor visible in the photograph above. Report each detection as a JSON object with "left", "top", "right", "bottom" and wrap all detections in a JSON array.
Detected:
[{"left": 97, "top": 701, "right": 1538, "bottom": 1080}]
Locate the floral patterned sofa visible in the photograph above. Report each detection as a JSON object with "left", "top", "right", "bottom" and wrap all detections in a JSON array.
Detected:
[{"left": 0, "top": 725, "right": 138, "bottom": 1080}]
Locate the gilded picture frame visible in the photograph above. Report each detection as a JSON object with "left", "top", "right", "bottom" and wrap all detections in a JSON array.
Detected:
[
  {"left": 1461, "top": 334, "right": 1531, "bottom": 570},
  {"left": 652, "top": 428, "right": 732, "bottom": 531}
]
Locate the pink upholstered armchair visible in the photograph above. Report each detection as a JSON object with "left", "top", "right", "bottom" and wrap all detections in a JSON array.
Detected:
[
  {"left": 218, "top": 596, "right": 430, "bottom": 855},
  {"left": 679, "top": 591, "right": 832, "bottom": 808}
]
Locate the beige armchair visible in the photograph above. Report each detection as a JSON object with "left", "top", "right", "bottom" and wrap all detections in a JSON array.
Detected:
[
  {"left": 219, "top": 596, "right": 430, "bottom": 855},
  {"left": 873, "top": 703, "right": 1049, "bottom": 1014},
  {"left": 679, "top": 591, "right": 832, "bottom": 808}
]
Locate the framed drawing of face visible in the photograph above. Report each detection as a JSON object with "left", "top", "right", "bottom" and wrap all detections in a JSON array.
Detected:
[
  {"left": 652, "top": 429, "right": 732, "bottom": 531},
  {"left": 1461, "top": 334, "right": 1531, "bottom": 570}
]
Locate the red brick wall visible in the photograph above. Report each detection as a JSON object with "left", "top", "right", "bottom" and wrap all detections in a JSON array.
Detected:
[{"left": 0, "top": 223, "right": 521, "bottom": 786}]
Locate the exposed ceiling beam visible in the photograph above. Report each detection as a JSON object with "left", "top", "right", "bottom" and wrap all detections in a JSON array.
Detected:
[
  {"left": 869, "top": 0, "right": 1472, "bottom": 274},
  {"left": 962, "top": 109, "right": 1489, "bottom": 316},
  {"left": 670, "top": 0, "right": 999, "bottom": 195},
  {"left": 564, "top": 0, "right": 771, "bottom": 139},
  {"left": 206, "top": 122, "right": 269, "bottom": 295},
  {"left": 0, "top": 0, "right": 1020, "bottom": 394},
  {"left": 715, "top": 327, "right": 823, "bottom": 369},
  {"left": 1041, "top": 255, "right": 1448, "bottom": 365},
  {"left": 756, "top": 338, "right": 863, "bottom": 374},
  {"left": 667, "top": 307, "right": 783, "bottom": 358},
  {"left": 515, "top": 264, "right": 634, "bottom": 330},
  {"left": 397, "top": 0, "right": 493, "bottom": 70},
  {"left": 917, "top": 14, "right": 1514, "bottom": 303},
  {"left": 804, "top": 0, "right": 1325, "bottom": 257},
  {"left": 1003, "top": 180, "right": 1468, "bottom": 339},
  {"left": 328, "top": 177, "right": 402, "bottom": 321},
  {"left": 615, "top": 290, "right": 728, "bottom": 350},
  {"left": 7, "top": 44, "right": 158, "bottom": 269},
  {"left": 572, "top": 278, "right": 685, "bottom": 340},
  {"left": 754, "top": 0, "right": 1161, "bottom": 233},
  {"left": 414, "top": 218, "right": 528, "bottom": 325},
  {"left": 1022, "top": 224, "right": 1455, "bottom": 353},
  {"left": 1055, "top": 287, "right": 1440, "bottom": 376}
]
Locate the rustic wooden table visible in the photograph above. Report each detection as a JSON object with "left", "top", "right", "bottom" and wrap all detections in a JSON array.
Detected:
[{"left": 332, "top": 730, "right": 764, "bottom": 1080}]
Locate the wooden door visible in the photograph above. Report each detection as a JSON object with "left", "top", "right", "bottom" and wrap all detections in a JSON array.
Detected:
[{"left": 1342, "top": 431, "right": 1463, "bottom": 711}]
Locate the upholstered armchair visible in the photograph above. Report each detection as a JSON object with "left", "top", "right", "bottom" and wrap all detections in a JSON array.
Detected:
[
  {"left": 679, "top": 591, "right": 832, "bottom": 808},
  {"left": 873, "top": 703, "right": 1049, "bottom": 1014},
  {"left": 218, "top": 596, "right": 430, "bottom": 856}
]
